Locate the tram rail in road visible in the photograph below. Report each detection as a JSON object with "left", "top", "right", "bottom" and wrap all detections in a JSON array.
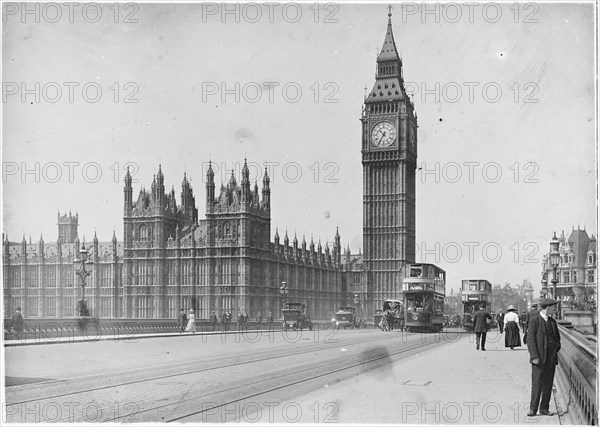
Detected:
[{"left": 4, "top": 329, "right": 463, "bottom": 423}]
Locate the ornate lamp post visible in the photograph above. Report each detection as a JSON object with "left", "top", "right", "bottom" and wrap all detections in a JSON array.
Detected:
[
  {"left": 550, "top": 232, "right": 560, "bottom": 319},
  {"left": 74, "top": 243, "right": 93, "bottom": 317},
  {"left": 279, "top": 281, "right": 288, "bottom": 314}
]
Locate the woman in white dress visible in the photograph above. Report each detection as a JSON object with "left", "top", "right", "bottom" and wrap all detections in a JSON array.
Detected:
[
  {"left": 504, "top": 305, "right": 521, "bottom": 349},
  {"left": 185, "top": 309, "right": 196, "bottom": 333}
]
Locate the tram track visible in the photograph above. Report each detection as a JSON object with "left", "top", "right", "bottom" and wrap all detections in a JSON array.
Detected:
[
  {"left": 5, "top": 330, "right": 415, "bottom": 405},
  {"left": 4, "top": 330, "right": 459, "bottom": 423},
  {"left": 165, "top": 338, "right": 449, "bottom": 423},
  {"left": 141, "top": 335, "right": 450, "bottom": 423}
]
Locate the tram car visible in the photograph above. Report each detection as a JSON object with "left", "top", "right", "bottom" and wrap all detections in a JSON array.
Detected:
[
  {"left": 461, "top": 279, "right": 493, "bottom": 331},
  {"left": 402, "top": 263, "right": 446, "bottom": 332},
  {"left": 333, "top": 306, "right": 360, "bottom": 329},
  {"left": 282, "top": 302, "right": 313, "bottom": 331}
]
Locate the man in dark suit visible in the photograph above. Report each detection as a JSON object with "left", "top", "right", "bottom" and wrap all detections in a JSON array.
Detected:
[
  {"left": 496, "top": 309, "right": 505, "bottom": 333},
  {"left": 177, "top": 308, "right": 187, "bottom": 333},
  {"left": 210, "top": 311, "right": 218, "bottom": 331},
  {"left": 526, "top": 298, "right": 561, "bottom": 417},
  {"left": 220, "top": 311, "right": 228, "bottom": 332},
  {"left": 520, "top": 310, "right": 528, "bottom": 332},
  {"left": 12, "top": 307, "right": 23, "bottom": 340},
  {"left": 472, "top": 305, "right": 492, "bottom": 351}
]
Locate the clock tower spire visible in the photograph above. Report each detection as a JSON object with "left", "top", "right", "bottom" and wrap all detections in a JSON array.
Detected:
[{"left": 361, "top": 7, "right": 417, "bottom": 315}]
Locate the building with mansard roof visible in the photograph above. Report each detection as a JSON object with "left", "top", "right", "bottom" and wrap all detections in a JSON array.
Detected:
[{"left": 541, "top": 227, "right": 597, "bottom": 309}]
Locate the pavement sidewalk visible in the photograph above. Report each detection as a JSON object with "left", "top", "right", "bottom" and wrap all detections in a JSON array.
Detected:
[{"left": 267, "top": 328, "right": 561, "bottom": 425}]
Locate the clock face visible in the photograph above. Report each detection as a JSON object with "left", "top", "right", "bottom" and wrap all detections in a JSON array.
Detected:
[{"left": 371, "top": 121, "right": 397, "bottom": 147}]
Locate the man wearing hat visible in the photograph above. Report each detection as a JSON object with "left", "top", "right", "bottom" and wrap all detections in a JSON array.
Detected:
[
  {"left": 472, "top": 304, "right": 492, "bottom": 351},
  {"left": 12, "top": 307, "right": 23, "bottom": 340},
  {"left": 526, "top": 298, "right": 561, "bottom": 417},
  {"left": 177, "top": 308, "right": 187, "bottom": 333},
  {"left": 496, "top": 309, "right": 505, "bottom": 334}
]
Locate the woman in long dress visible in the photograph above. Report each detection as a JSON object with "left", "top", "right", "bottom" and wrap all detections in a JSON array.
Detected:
[
  {"left": 504, "top": 305, "right": 521, "bottom": 349},
  {"left": 185, "top": 309, "right": 196, "bottom": 333}
]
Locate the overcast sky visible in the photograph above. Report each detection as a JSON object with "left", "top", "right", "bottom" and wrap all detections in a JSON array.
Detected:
[{"left": 2, "top": 2, "right": 596, "bottom": 295}]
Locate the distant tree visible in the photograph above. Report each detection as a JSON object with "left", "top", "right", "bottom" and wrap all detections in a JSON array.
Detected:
[{"left": 491, "top": 282, "right": 527, "bottom": 313}]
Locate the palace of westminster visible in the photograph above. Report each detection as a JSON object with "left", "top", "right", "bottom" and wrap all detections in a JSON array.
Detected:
[{"left": 4, "top": 10, "right": 595, "bottom": 321}]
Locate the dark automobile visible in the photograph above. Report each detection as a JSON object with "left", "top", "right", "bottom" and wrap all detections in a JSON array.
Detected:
[
  {"left": 282, "top": 302, "right": 313, "bottom": 331},
  {"left": 333, "top": 306, "right": 360, "bottom": 329}
]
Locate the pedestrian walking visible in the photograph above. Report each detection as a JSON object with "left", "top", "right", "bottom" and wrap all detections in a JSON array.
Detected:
[
  {"left": 519, "top": 310, "right": 528, "bottom": 332},
  {"left": 12, "top": 307, "right": 23, "bottom": 340},
  {"left": 210, "top": 311, "right": 218, "bottom": 331},
  {"left": 504, "top": 305, "right": 522, "bottom": 349},
  {"left": 526, "top": 299, "right": 561, "bottom": 417},
  {"left": 267, "top": 311, "right": 274, "bottom": 330},
  {"left": 237, "top": 312, "right": 244, "bottom": 331},
  {"left": 177, "top": 308, "right": 187, "bottom": 333},
  {"left": 242, "top": 313, "right": 249, "bottom": 331},
  {"left": 472, "top": 305, "right": 492, "bottom": 351},
  {"left": 221, "top": 311, "right": 228, "bottom": 332},
  {"left": 185, "top": 309, "right": 196, "bottom": 333},
  {"left": 226, "top": 311, "right": 232, "bottom": 331},
  {"left": 256, "top": 311, "right": 263, "bottom": 329},
  {"left": 496, "top": 309, "right": 505, "bottom": 334}
]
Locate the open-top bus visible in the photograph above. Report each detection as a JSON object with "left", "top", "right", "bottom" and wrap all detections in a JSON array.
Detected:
[
  {"left": 461, "top": 279, "right": 493, "bottom": 330},
  {"left": 402, "top": 263, "right": 446, "bottom": 332}
]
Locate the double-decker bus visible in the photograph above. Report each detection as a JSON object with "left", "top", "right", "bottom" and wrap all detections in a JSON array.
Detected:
[
  {"left": 461, "top": 279, "right": 493, "bottom": 330},
  {"left": 401, "top": 263, "right": 446, "bottom": 332}
]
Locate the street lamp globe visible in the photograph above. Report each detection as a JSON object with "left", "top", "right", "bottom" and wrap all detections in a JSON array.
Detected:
[
  {"left": 550, "top": 232, "right": 560, "bottom": 269},
  {"left": 74, "top": 243, "right": 92, "bottom": 317}
]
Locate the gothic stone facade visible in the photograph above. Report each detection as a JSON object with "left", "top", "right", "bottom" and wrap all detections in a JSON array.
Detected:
[
  {"left": 361, "top": 12, "right": 417, "bottom": 316},
  {"left": 3, "top": 163, "right": 346, "bottom": 321},
  {"left": 3, "top": 212, "right": 123, "bottom": 318}
]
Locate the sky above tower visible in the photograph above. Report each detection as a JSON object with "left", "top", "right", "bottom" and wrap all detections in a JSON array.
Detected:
[{"left": 2, "top": 2, "right": 596, "bottom": 295}]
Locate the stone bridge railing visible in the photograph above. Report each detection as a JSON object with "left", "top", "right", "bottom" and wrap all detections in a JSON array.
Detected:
[
  {"left": 3, "top": 317, "right": 335, "bottom": 342},
  {"left": 555, "top": 324, "right": 597, "bottom": 425}
]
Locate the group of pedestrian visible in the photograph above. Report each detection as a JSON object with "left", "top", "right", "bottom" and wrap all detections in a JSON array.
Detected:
[
  {"left": 177, "top": 309, "right": 276, "bottom": 333},
  {"left": 177, "top": 308, "right": 197, "bottom": 333},
  {"left": 237, "top": 312, "right": 250, "bottom": 331},
  {"left": 487, "top": 299, "right": 561, "bottom": 417}
]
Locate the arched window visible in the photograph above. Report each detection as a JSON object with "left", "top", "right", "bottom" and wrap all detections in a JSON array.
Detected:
[{"left": 139, "top": 225, "right": 150, "bottom": 242}]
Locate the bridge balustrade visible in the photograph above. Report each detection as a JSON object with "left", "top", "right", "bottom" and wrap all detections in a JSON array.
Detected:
[{"left": 555, "top": 324, "right": 597, "bottom": 425}]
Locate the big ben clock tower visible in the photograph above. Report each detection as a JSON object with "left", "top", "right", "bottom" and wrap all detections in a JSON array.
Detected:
[{"left": 362, "top": 8, "right": 417, "bottom": 313}]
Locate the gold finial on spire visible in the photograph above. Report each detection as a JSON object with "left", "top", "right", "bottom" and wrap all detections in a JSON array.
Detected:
[{"left": 388, "top": 4, "right": 393, "bottom": 18}]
